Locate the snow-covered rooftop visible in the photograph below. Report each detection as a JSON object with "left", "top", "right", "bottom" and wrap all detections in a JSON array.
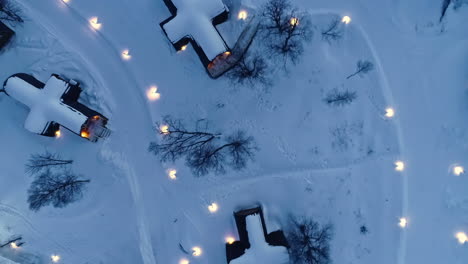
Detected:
[
  {"left": 4, "top": 75, "right": 87, "bottom": 135},
  {"left": 230, "top": 214, "right": 289, "bottom": 264},
  {"left": 162, "top": 0, "right": 229, "bottom": 61}
]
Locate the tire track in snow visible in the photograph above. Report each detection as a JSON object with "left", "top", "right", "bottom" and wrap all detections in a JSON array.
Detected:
[
  {"left": 14, "top": 1, "right": 159, "bottom": 263},
  {"left": 0, "top": 203, "right": 72, "bottom": 254}
]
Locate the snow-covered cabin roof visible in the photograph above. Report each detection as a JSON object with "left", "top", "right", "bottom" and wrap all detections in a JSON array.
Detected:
[
  {"left": 4, "top": 74, "right": 87, "bottom": 135},
  {"left": 161, "top": 0, "right": 229, "bottom": 62},
  {"left": 230, "top": 214, "right": 289, "bottom": 264}
]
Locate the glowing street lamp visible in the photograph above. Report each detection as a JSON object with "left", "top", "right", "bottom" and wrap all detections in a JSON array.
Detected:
[
  {"left": 180, "top": 45, "right": 188, "bottom": 51},
  {"left": 146, "top": 86, "right": 161, "bottom": 101},
  {"left": 192, "top": 247, "right": 202, "bottom": 257},
  {"left": 385, "top": 108, "right": 395, "bottom": 118},
  {"left": 395, "top": 161, "right": 405, "bottom": 172},
  {"left": 342, "top": 15, "right": 352, "bottom": 24},
  {"left": 179, "top": 259, "right": 190, "bottom": 264},
  {"left": 290, "top": 17, "right": 299, "bottom": 26},
  {"left": 168, "top": 169, "right": 177, "bottom": 180},
  {"left": 10, "top": 242, "right": 19, "bottom": 249},
  {"left": 399, "top": 218, "right": 408, "bottom": 228},
  {"left": 62, "top": 0, "right": 70, "bottom": 3},
  {"left": 225, "top": 236, "right": 236, "bottom": 245},
  {"left": 208, "top": 202, "right": 219, "bottom": 213},
  {"left": 456, "top": 232, "right": 468, "bottom": 244},
  {"left": 453, "top": 166, "right": 464, "bottom": 176},
  {"left": 89, "top": 17, "right": 102, "bottom": 30},
  {"left": 121, "top": 49, "right": 131, "bottom": 60},
  {"left": 160, "top": 125, "right": 170, "bottom": 135},
  {"left": 51, "top": 255, "right": 61, "bottom": 263},
  {"left": 238, "top": 10, "right": 248, "bottom": 20},
  {"left": 55, "top": 129, "right": 61, "bottom": 138}
]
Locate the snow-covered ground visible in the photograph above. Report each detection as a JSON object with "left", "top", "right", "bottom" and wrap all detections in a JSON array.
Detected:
[{"left": 0, "top": 0, "right": 467, "bottom": 263}]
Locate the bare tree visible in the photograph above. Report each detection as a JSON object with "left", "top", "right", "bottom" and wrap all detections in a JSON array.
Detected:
[
  {"left": 321, "top": 18, "right": 343, "bottom": 43},
  {"left": 347, "top": 60, "right": 374, "bottom": 79},
  {"left": 287, "top": 218, "right": 333, "bottom": 264},
  {"left": 262, "top": 0, "right": 313, "bottom": 65},
  {"left": 226, "top": 53, "right": 270, "bottom": 86},
  {"left": 0, "top": 0, "right": 23, "bottom": 23},
  {"left": 324, "top": 89, "right": 357, "bottom": 107},
  {"left": 27, "top": 170, "right": 90, "bottom": 211},
  {"left": 25, "top": 151, "right": 73, "bottom": 175},
  {"left": 149, "top": 116, "right": 257, "bottom": 176}
]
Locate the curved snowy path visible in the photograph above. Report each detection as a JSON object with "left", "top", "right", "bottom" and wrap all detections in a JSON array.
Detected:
[{"left": 15, "top": 1, "right": 167, "bottom": 263}]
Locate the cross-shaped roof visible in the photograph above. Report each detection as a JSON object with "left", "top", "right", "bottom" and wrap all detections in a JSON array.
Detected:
[{"left": 161, "top": 0, "right": 229, "bottom": 63}]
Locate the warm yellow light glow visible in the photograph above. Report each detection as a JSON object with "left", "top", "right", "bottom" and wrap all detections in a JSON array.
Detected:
[
  {"left": 238, "top": 10, "right": 248, "bottom": 20},
  {"left": 146, "top": 86, "right": 161, "bottom": 101},
  {"left": 226, "top": 236, "right": 236, "bottom": 245},
  {"left": 81, "top": 131, "right": 89, "bottom": 138},
  {"left": 290, "top": 17, "right": 299, "bottom": 26},
  {"left": 51, "top": 255, "right": 61, "bottom": 263},
  {"left": 395, "top": 161, "right": 405, "bottom": 172},
  {"left": 385, "top": 108, "right": 395, "bottom": 118},
  {"left": 121, "top": 49, "right": 131, "bottom": 60},
  {"left": 342, "top": 15, "right": 352, "bottom": 24},
  {"left": 208, "top": 202, "right": 219, "bottom": 213},
  {"left": 180, "top": 45, "right": 188, "bottom": 51},
  {"left": 456, "top": 232, "right": 468, "bottom": 244},
  {"left": 89, "top": 17, "right": 102, "bottom": 30},
  {"left": 224, "top": 51, "right": 231, "bottom": 56},
  {"left": 160, "top": 125, "right": 170, "bottom": 135},
  {"left": 62, "top": 0, "right": 70, "bottom": 3},
  {"left": 10, "top": 242, "right": 19, "bottom": 249},
  {"left": 179, "top": 259, "right": 190, "bottom": 264},
  {"left": 55, "top": 130, "right": 61, "bottom": 138},
  {"left": 168, "top": 169, "right": 177, "bottom": 180},
  {"left": 453, "top": 166, "right": 464, "bottom": 176},
  {"left": 192, "top": 247, "right": 202, "bottom": 257},
  {"left": 399, "top": 218, "right": 408, "bottom": 228}
]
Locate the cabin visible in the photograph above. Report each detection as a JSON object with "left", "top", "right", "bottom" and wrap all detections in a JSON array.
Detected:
[
  {"left": 3, "top": 73, "right": 110, "bottom": 142},
  {"left": 0, "top": 22, "right": 14, "bottom": 51},
  {"left": 226, "top": 207, "right": 289, "bottom": 264},
  {"left": 160, "top": 0, "right": 231, "bottom": 68}
]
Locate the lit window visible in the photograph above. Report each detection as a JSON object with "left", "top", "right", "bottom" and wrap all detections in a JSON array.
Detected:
[{"left": 225, "top": 236, "right": 235, "bottom": 245}]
